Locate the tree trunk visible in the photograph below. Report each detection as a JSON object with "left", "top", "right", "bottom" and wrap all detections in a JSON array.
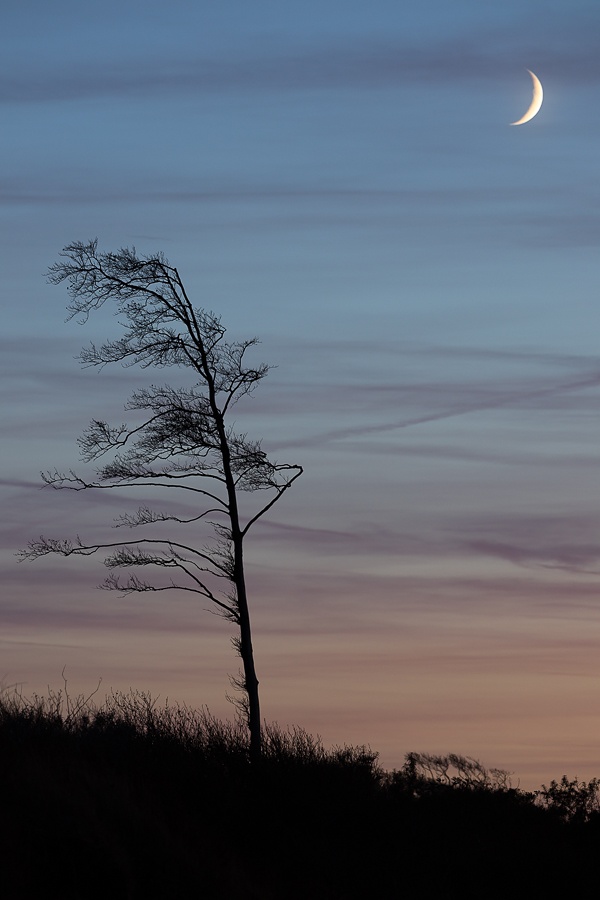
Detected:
[{"left": 233, "top": 537, "right": 261, "bottom": 759}]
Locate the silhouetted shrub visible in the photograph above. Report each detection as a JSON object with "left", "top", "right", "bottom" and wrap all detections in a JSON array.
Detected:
[
  {"left": 1, "top": 684, "right": 599, "bottom": 899},
  {"left": 536, "top": 774, "right": 600, "bottom": 823}
]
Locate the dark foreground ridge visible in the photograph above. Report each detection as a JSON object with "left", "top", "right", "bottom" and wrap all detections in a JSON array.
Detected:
[{"left": 2, "top": 687, "right": 599, "bottom": 899}]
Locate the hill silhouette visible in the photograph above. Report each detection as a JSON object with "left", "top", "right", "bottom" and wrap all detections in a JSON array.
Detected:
[{"left": 1, "top": 686, "right": 598, "bottom": 899}]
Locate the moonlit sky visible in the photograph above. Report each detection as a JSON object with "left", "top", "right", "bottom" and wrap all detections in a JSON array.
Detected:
[{"left": 2, "top": 0, "right": 600, "bottom": 788}]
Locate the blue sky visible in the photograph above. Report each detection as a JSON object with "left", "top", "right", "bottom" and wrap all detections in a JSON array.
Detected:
[{"left": 2, "top": 0, "right": 600, "bottom": 786}]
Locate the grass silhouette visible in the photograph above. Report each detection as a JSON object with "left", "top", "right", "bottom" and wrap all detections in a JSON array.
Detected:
[{"left": 1, "top": 684, "right": 599, "bottom": 898}]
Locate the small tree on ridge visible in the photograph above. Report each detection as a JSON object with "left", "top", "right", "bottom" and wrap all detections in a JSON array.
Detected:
[{"left": 19, "top": 240, "right": 303, "bottom": 758}]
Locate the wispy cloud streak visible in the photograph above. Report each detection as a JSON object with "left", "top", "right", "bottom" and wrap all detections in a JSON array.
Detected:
[
  {"left": 3, "top": 17, "right": 600, "bottom": 106},
  {"left": 270, "top": 368, "right": 600, "bottom": 450}
]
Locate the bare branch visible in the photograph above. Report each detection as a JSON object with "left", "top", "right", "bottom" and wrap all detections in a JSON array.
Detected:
[
  {"left": 41, "top": 467, "right": 229, "bottom": 504},
  {"left": 242, "top": 465, "right": 304, "bottom": 535},
  {"left": 17, "top": 535, "right": 96, "bottom": 561},
  {"left": 99, "top": 571, "right": 238, "bottom": 616},
  {"left": 114, "top": 505, "right": 226, "bottom": 528},
  {"left": 20, "top": 535, "right": 230, "bottom": 574}
]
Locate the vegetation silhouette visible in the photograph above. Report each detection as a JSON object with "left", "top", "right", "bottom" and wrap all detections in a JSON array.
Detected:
[
  {"left": 2, "top": 685, "right": 600, "bottom": 899},
  {"left": 18, "top": 241, "right": 302, "bottom": 758}
]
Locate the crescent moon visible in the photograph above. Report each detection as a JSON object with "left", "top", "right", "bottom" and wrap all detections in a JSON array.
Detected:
[{"left": 510, "top": 69, "right": 543, "bottom": 126}]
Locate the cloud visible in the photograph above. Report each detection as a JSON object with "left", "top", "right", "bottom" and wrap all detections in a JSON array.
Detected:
[
  {"left": 455, "top": 513, "right": 600, "bottom": 575},
  {"left": 264, "top": 362, "right": 600, "bottom": 450},
  {"left": 4, "top": 336, "right": 599, "bottom": 607},
  {"left": 0, "top": 178, "right": 562, "bottom": 208},
  {"left": 3, "top": 15, "right": 600, "bottom": 106},
  {"left": 466, "top": 539, "right": 600, "bottom": 574},
  {"left": 3, "top": 181, "right": 597, "bottom": 255},
  {"left": 249, "top": 506, "right": 600, "bottom": 578}
]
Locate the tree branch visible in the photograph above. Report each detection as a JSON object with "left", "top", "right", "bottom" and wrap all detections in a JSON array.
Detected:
[{"left": 242, "top": 465, "right": 304, "bottom": 535}]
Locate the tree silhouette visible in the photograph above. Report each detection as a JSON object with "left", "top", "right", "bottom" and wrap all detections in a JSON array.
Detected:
[{"left": 19, "top": 240, "right": 302, "bottom": 758}]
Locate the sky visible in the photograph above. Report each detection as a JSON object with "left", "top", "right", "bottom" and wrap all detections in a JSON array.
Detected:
[{"left": 2, "top": 0, "right": 600, "bottom": 789}]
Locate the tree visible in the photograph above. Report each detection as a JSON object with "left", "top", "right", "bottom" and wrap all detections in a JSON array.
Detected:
[
  {"left": 536, "top": 775, "right": 600, "bottom": 823},
  {"left": 19, "top": 240, "right": 303, "bottom": 758},
  {"left": 401, "top": 752, "right": 512, "bottom": 792}
]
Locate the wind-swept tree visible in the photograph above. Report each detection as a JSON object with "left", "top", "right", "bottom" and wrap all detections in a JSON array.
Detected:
[{"left": 19, "top": 240, "right": 302, "bottom": 758}]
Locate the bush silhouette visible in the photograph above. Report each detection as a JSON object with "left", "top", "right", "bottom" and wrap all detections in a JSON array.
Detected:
[{"left": 1, "top": 686, "right": 598, "bottom": 898}]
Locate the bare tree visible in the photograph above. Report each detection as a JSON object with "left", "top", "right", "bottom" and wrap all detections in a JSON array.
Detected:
[
  {"left": 402, "top": 752, "right": 512, "bottom": 792},
  {"left": 19, "top": 240, "right": 302, "bottom": 758}
]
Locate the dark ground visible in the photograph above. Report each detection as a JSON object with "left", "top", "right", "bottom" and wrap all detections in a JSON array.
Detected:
[{"left": 1, "top": 690, "right": 598, "bottom": 899}]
